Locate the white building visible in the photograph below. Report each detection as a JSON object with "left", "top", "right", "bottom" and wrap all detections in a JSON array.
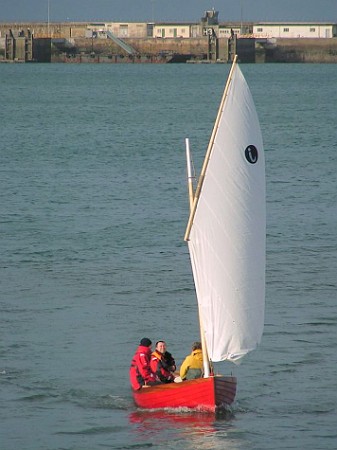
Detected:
[
  {"left": 253, "top": 22, "right": 337, "bottom": 39},
  {"left": 218, "top": 26, "right": 240, "bottom": 38},
  {"left": 85, "top": 20, "right": 337, "bottom": 40},
  {"left": 153, "top": 23, "right": 192, "bottom": 38},
  {"left": 218, "top": 23, "right": 253, "bottom": 38}
]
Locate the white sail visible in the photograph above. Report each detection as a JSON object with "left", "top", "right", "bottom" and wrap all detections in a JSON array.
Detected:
[{"left": 186, "top": 61, "right": 265, "bottom": 363}]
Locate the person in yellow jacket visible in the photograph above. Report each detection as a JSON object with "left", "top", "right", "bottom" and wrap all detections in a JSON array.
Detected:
[{"left": 179, "top": 341, "right": 203, "bottom": 380}]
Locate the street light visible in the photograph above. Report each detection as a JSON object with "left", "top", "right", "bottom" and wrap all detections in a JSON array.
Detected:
[
  {"left": 151, "top": 0, "right": 155, "bottom": 23},
  {"left": 47, "top": 0, "right": 50, "bottom": 37},
  {"left": 240, "top": 0, "right": 243, "bottom": 35}
]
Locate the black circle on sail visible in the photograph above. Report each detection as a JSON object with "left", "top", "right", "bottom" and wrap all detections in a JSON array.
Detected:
[{"left": 245, "top": 145, "right": 258, "bottom": 164}]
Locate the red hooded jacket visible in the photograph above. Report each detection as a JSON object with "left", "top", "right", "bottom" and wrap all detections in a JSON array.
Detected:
[{"left": 129, "top": 345, "right": 157, "bottom": 390}]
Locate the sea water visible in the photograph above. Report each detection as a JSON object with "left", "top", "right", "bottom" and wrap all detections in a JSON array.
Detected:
[{"left": 1, "top": 62, "right": 336, "bottom": 450}]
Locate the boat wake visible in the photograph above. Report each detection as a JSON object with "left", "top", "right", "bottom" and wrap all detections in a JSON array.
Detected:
[{"left": 134, "top": 404, "right": 235, "bottom": 419}]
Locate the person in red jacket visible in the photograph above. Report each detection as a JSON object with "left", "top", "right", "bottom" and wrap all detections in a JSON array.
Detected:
[
  {"left": 129, "top": 338, "right": 158, "bottom": 390},
  {"left": 150, "top": 340, "right": 176, "bottom": 383}
]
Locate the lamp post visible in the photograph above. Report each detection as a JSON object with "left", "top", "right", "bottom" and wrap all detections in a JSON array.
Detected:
[
  {"left": 47, "top": 0, "right": 50, "bottom": 37},
  {"left": 151, "top": 0, "right": 155, "bottom": 23},
  {"left": 240, "top": 0, "right": 243, "bottom": 35}
]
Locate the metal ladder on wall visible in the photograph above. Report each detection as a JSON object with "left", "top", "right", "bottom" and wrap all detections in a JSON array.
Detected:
[{"left": 106, "top": 31, "right": 137, "bottom": 55}]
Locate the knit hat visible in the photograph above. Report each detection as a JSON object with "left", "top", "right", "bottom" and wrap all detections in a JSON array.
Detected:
[
  {"left": 192, "top": 341, "right": 202, "bottom": 351},
  {"left": 140, "top": 337, "right": 152, "bottom": 347}
]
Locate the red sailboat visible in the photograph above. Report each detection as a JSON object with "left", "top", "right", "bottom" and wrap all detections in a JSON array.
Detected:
[
  {"left": 132, "top": 56, "right": 266, "bottom": 413},
  {"left": 133, "top": 376, "right": 237, "bottom": 412}
]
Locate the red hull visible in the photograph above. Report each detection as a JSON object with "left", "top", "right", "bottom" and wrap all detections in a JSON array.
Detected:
[{"left": 132, "top": 375, "right": 237, "bottom": 413}]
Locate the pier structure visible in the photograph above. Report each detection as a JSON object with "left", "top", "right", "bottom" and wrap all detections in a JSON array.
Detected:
[{"left": 1, "top": 11, "right": 337, "bottom": 63}]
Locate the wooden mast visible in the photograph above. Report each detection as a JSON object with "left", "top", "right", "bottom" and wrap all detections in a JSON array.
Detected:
[
  {"left": 185, "top": 138, "right": 194, "bottom": 211},
  {"left": 185, "top": 138, "right": 211, "bottom": 378}
]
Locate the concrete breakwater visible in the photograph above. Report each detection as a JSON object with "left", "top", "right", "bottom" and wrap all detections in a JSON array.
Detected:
[
  {"left": 1, "top": 22, "right": 337, "bottom": 63},
  {"left": 50, "top": 37, "right": 214, "bottom": 63},
  {"left": 258, "top": 38, "right": 337, "bottom": 63}
]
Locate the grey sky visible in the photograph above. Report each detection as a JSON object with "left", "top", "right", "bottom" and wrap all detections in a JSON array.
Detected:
[{"left": 1, "top": 0, "right": 336, "bottom": 23}]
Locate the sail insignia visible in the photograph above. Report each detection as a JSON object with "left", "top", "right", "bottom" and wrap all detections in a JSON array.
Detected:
[{"left": 245, "top": 145, "right": 259, "bottom": 164}]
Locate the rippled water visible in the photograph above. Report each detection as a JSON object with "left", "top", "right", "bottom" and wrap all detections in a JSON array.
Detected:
[{"left": 1, "top": 62, "right": 337, "bottom": 449}]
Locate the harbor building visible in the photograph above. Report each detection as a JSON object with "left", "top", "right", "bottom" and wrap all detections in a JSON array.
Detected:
[{"left": 253, "top": 22, "right": 337, "bottom": 39}]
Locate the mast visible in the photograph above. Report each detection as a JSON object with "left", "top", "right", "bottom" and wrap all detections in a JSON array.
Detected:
[
  {"left": 185, "top": 138, "right": 211, "bottom": 378},
  {"left": 185, "top": 138, "right": 194, "bottom": 211}
]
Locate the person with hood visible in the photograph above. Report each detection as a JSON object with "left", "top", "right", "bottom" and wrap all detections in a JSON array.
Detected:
[
  {"left": 179, "top": 341, "right": 203, "bottom": 380},
  {"left": 150, "top": 340, "right": 176, "bottom": 383},
  {"left": 129, "top": 338, "right": 158, "bottom": 390}
]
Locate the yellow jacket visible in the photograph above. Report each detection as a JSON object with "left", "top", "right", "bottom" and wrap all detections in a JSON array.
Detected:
[{"left": 179, "top": 349, "right": 203, "bottom": 380}]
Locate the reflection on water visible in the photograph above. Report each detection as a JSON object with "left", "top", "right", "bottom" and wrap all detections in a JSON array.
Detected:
[{"left": 128, "top": 409, "right": 244, "bottom": 449}]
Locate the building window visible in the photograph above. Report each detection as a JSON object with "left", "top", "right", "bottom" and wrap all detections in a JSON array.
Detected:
[
  {"left": 147, "top": 24, "right": 153, "bottom": 37},
  {"left": 283, "top": 28, "right": 289, "bottom": 32},
  {"left": 310, "top": 28, "right": 316, "bottom": 32},
  {"left": 257, "top": 28, "right": 263, "bottom": 32},
  {"left": 119, "top": 24, "right": 128, "bottom": 37}
]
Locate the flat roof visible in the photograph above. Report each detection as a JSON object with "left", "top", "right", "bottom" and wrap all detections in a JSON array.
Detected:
[{"left": 255, "top": 22, "right": 336, "bottom": 26}]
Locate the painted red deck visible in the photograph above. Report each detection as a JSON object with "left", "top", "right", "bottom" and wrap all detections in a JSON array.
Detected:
[{"left": 132, "top": 375, "right": 237, "bottom": 412}]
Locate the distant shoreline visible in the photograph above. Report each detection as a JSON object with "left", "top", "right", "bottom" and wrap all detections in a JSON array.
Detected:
[{"left": 1, "top": 21, "right": 337, "bottom": 63}]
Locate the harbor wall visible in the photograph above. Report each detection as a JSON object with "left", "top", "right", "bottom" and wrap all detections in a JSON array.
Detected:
[
  {"left": 48, "top": 36, "right": 337, "bottom": 63},
  {"left": 1, "top": 22, "right": 337, "bottom": 63},
  {"left": 50, "top": 37, "right": 211, "bottom": 63},
  {"left": 264, "top": 38, "right": 337, "bottom": 63}
]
